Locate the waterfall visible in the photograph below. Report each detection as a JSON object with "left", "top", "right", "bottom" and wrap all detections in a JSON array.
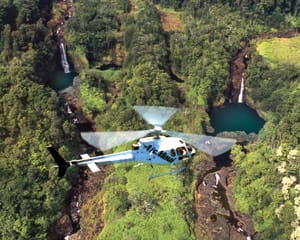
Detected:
[
  {"left": 238, "top": 77, "right": 244, "bottom": 103},
  {"left": 60, "top": 42, "right": 70, "bottom": 73}
]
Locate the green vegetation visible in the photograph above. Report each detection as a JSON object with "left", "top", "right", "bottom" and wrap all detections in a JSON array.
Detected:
[
  {"left": 65, "top": 0, "right": 130, "bottom": 66},
  {"left": 256, "top": 36, "right": 300, "bottom": 68},
  {"left": 79, "top": 69, "right": 107, "bottom": 117},
  {"left": 100, "top": 69, "right": 120, "bottom": 82},
  {"left": 0, "top": 0, "right": 77, "bottom": 239},
  {"left": 62, "top": 0, "right": 300, "bottom": 239},
  {"left": 98, "top": 163, "right": 192, "bottom": 240},
  {"left": 1, "top": 0, "right": 300, "bottom": 239},
  {"left": 233, "top": 34, "right": 300, "bottom": 239}
]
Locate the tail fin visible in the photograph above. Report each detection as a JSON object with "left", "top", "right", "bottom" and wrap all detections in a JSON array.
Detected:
[{"left": 47, "top": 146, "right": 70, "bottom": 177}]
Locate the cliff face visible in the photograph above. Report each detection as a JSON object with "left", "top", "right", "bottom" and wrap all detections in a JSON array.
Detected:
[{"left": 226, "top": 42, "right": 249, "bottom": 103}]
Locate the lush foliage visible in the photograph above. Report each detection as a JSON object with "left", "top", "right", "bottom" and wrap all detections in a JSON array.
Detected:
[
  {"left": 232, "top": 36, "right": 300, "bottom": 239},
  {"left": 256, "top": 36, "right": 300, "bottom": 69},
  {"left": 64, "top": 0, "right": 300, "bottom": 239},
  {"left": 1, "top": 0, "right": 300, "bottom": 239},
  {"left": 97, "top": 163, "right": 193, "bottom": 240},
  {"left": 0, "top": 0, "right": 76, "bottom": 239},
  {"left": 66, "top": 0, "right": 130, "bottom": 64},
  {"left": 79, "top": 69, "right": 107, "bottom": 117}
]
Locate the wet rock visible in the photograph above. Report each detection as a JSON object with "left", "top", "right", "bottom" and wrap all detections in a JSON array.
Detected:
[
  {"left": 227, "top": 42, "right": 249, "bottom": 103},
  {"left": 48, "top": 214, "right": 73, "bottom": 239},
  {"left": 194, "top": 162, "right": 256, "bottom": 240}
]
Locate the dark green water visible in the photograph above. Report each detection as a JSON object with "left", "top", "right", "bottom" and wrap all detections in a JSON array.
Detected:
[
  {"left": 210, "top": 103, "right": 265, "bottom": 134},
  {"left": 48, "top": 71, "right": 77, "bottom": 91}
]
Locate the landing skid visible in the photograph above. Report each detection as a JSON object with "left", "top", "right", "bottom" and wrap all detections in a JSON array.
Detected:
[{"left": 148, "top": 165, "right": 186, "bottom": 180}]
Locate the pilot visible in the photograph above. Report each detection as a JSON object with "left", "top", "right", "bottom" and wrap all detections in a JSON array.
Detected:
[{"left": 177, "top": 147, "right": 187, "bottom": 156}]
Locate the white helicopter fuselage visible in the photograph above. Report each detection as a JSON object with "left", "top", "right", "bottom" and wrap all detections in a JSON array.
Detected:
[
  {"left": 48, "top": 106, "right": 236, "bottom": 178},
  {"left": 136, "top": 136, "right": 195, "bottom": 164},
  {"left": 69, "top": 136, "right": 195, "bottom": 173}
]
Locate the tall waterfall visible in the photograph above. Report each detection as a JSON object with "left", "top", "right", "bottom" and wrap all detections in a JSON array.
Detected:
[
  {"left": 238, "top": 77, "right": 244, "bottom": 103},
  {"left": 60, "top": 42, "right": 70, "bottom": 73}
]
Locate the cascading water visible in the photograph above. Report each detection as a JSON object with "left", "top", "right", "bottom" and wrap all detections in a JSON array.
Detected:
[
  {"left": 238, "top": 76, "right": 244, "bottom": 103},
  {"left": 60, "top": 42, "right": 70, "bottom": 74}
]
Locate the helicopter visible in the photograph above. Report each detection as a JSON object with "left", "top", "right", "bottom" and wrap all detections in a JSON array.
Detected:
[{"left": 48, "top": 106, "right": 236, "bottom": 179}]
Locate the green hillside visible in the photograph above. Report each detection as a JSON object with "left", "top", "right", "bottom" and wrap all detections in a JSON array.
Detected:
[
  {"left": 1, "top": 0, "right": 300, "bottom": 239},
  {"left": 257, "top": 36, "right": 300, "bottom": 68}
]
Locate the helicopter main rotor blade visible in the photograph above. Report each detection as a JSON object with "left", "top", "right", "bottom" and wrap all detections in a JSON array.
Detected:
[
  {"left": 166, "top": 131, "right": 236, "bottom": 157},
  {"left": 81, "top": 130, "right": 151, "bottom": 151},
  {"left": 133, "top": 106, "right": 178, "bottom": 129}
]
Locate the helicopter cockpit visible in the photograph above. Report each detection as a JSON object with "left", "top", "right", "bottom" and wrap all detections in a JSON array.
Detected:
[
  {"left": 135, "top": 136, "right": 195, "bottom": 164},
  {"left": 176, "top": 144, "right": 195, "bottom": 160},
  {"left": 176, "top": 146, "right": 188, "bottom": 159}
]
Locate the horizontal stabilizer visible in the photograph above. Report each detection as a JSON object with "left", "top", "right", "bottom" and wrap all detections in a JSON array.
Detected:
[{"left": 87, "top": 163, "right": 100, "bottom": 172}]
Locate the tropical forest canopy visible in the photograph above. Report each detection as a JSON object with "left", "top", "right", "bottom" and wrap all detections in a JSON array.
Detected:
[
  {"left": 0, "top": 0, "right": 76, "bottom": 239},
  {"left": 0, "top": 0, "right": 300, "bottom": 239}
]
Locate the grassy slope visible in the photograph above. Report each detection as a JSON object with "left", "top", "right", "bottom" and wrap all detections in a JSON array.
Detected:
[
  {"left": 155, "top": 5, "right": 185, "bottom": 32},
  {"left": 98, "top": 162, "right": 193, "bottom": 240},
  {"left": 256, "top": 35, "right": 300, "bottom": 68}
]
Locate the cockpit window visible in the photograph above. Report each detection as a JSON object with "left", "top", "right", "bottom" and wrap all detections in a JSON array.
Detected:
[
  {"left": 187, "top": 145, "right": 193, "bottom": 152},
  {"left": 176, "top": 147, "right": 187, "bottom": 156},
  {"left": 170, "top": 149, "right": 176, "bottom": 156}
]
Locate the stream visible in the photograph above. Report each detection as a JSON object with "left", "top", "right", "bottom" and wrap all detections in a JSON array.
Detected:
[
  {"left": 49, "top": 0, "right": 76, "bottom": 92},
  {"left": 48, "top": 2, "right": 106, "bottom": 240},
  {"left": 193, "top": 43, "right": 262, "bottom": 240}
]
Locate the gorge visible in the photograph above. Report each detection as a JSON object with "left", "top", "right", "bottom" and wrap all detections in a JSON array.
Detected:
[
  {"left": 210, "top": 44, "right": 265, "bottom": 136},
  {"left": 48, "top": 0, "right": 76, "bottom": 92}
]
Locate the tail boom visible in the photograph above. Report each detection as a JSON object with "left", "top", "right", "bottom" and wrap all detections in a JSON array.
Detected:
[
  {"left": 48, "top": 147, "right": 136, "bottom": 177},
  {"left": 71, "top": 150, "right": 136, "bottom": 167}
]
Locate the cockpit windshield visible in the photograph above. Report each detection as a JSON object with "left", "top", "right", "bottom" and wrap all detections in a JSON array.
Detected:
[
  {"left": 187, "top": 144, "right": 193, "bottom": 152},
  {"left": 176, "top": 147, "right": 187, "bottom": 156},
  {"left": 176, "top": 147, "right": 189, "bottom": 160}
]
